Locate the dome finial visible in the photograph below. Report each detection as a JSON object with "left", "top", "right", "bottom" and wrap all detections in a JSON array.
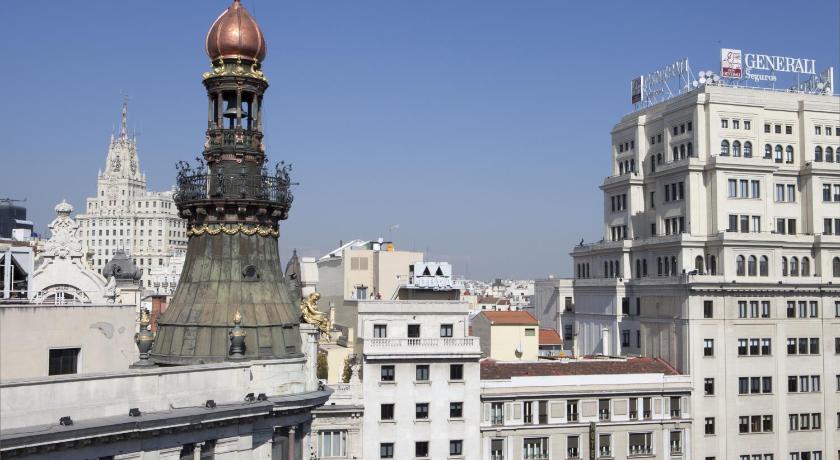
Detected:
[{"left": 205, "top": 0, "right": 266, "bottom": 62}]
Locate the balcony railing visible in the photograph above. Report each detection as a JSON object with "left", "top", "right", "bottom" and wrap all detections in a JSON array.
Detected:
[
  {"left": 567, "top": 413, "right": 579, "bottom": 422},
  {"left": 670, "top": 409, "right": 681, "bottom": 418},
  {"left": 599, "top": 411, "right": 610, "bottom": 421},
  {"left": 568, "top": 448, "right": 580, "bottom": 459},
  {"left": 364, "top": 337, "right": 481, "bottom": 356},
  {"left": 671, "top": 444, "right": 683, "bottom": 455},
  {"left": 629, "top": 410, "right": 638, "bottom": 419},
  {"left": 629, "top": 446, "right": 653, "bottom": 456}
]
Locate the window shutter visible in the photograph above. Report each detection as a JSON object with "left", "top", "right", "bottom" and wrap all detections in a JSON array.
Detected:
[{"left": 482, "top": 403, "right": 490, "bottom": 423}]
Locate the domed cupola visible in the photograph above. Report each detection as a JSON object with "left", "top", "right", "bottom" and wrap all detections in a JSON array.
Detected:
[{"left": 205, "top": 0, "right": 266, "bottom": 63}]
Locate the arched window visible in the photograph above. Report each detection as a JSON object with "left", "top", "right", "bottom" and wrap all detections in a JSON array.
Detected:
[
  {"left": 815, "top": 146, "right": 823, "bottom": 162},
  {"left": 826, "top": 147, "right": 835, "bottom": 163},
  {"left": 801, "top": 257, "right": 810, "bottom": 276},
  {"left": 790, "top": 257, "right": 799, "bottom": 276},
  {"left": 630, "top": 159, "right": 635, "bottom": 173},
  {"left": 781, "top": 256, "right": 788, "bottom": 276},
  {"left": 708, "top": 255, "right": 716, "bottom": 275},
  {"left": 619, "top": 162, "right": 624, "bottom": 175},
  {"left": 743, "top": 141, "right": 752, "bottom": 158},
  {"left": 748, "top": 255, "right": 757, "bottom": 276},
  {"left": 764, "top": 144, "right": 772, "bottom": 159},
  {"left": 775, "top": 145, "right": 783, "bottom": 163},
  {"left": 687, "top": 142, "right": 693, "bottom": 157},
  {"left": 785, "top": 145, "right": 794, "bottom": 163},
  {"left": 657, "top": 153, "right": 663, "bottom": 165},
  {"left": 680, "top": 144, "right": 686, "bottom": 159},
  {"left": 733, "top": 140, "right": 742, "bottom": 157},
  {"left": 736, "top": 255, "right": 746, "bottom": 276},
  {"left": 657, "top": 257, "right": 663, "bottom": 276},
  {"left": 759, "top": 256, "right": 769, "bottom": 276},
  {"left": 636, "top": 259, "right": 641, "bottom": 278},
  {"left": 720, "top": 140, "right": 730, "bottom": 156},
  {"left": 834, "top": 257, "right": 840, "bottom": 277},
  {"left": 671, "top": 256, "right": 677, "bottom": 276},
  {"left": 673, "top": 146, "right": 679, "bottom": 161},
  {"left": 695, "top": 255, "right": 704, "bottom": 274},
  {"left": 642, "top": 259, "right": 648, "bottom": 277}
]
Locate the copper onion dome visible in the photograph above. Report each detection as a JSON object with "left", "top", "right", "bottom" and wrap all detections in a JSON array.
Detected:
[{"left": 205, "top": 0, "right": 266, "bottom": 62}]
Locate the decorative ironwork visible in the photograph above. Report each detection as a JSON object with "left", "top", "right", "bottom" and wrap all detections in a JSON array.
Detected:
[{"left": 174, "top": 163, "right": 295, "bottom": 209}]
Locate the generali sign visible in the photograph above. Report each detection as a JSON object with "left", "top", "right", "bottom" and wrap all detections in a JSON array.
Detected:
[{"left": 721, "top": 48, "right": 817, "bottom": 82}]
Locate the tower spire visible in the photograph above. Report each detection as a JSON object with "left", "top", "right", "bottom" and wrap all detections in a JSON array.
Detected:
[{"left": 120, "top": 98, "right": 128, "bottom": 140}]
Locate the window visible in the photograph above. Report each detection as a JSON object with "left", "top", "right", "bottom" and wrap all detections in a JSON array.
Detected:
[
  {"left": 407, "top": 324, "right": 420, "bottom": 338},
  {"left": 491, "top": 402, "right": 504, "bottom": 425},
  {"left": 415, "top": 365, "right": 430, "bottom": 381},
  {"left": 523, "top": 437, "right": 548, "bottom": 460},
  {"left": 450, "top": 402, "right": 463, "bottom": 418},
  {"left": 775, "top": 144, "right": 783, "bottom": 163},
  {"left": 567, "top": 435, "right": 580, "bottom": 459},
  {"left": 704, "top": 339, "right": 714, "bottom": 356},
  {"left": 491, "top": 439, "right": 505, "bottom": 460},
  {"left": 415, "top": 441, "right": 429, "bottom": 458},
  {"left": 628, "top": 432, "right": 652, "bottom": 455},
  {"left": 765, "top": 123, "right": 771, "bottom": 133},
  {"left": 815, "top": 146, "right": 823, "bottom": 162},
  {"left": 704, "top": 378, "right": 715, "bottom": 395},
  {"left": 381, "top": 365, "right": 395, "bottom": 382},
  {"left": 705, "top": 417, "right": 716, "bottom": 434},
  {"left": 449, "top": 440, "right": 463, "bottom": 456},
  {"left": 721, "top": 140, "right": 730, "bottom": 155},
  {"left": 704, "top": 300, "right": 713, "bottom": 318},
  {"left": 622, "top": 329, "right": 630, "bottom": 347},
  {"left": 373, "top": 324, "right": 387, "bottom": 338},
  {"left": 786, "top": 125, "right": 792, "bottom": 134},
  {"left": 764, "top": 143, "right": 772, "bottom": 158},
  {"left": 598, "top": 434, "right": 612, "bottom": 458},
  {"left": 450, "top": 363, "right": 464, "bottom": 380},
  {"left": 440, "top": 324, "right": 453, "bottom": 337},
  {"left": 733, "top": 140, "right": 742, "bottom": 156},
  {"left": 318, "top": 431, "right": 347, "bottom": 458},
  {"left": 775, "top": 124, "right": 782, "bottom": 134},
  {"left": 567, "top": 400, "right": 579, "bottom": 422},
  {"left": 738, "top": 337, "right": 771, "bottom": 355},
  {"left": 415, "top": 402, "right": 429, "bottom": 420},
  {"left": 48, "top": 348, "right": 80, "bottom": 375},
  {"left": 785, "top": 145, "right": 794, "bottom": 163},
  {"left": 722, "top": 119, "right": 729, "bottom": 129},
  {"left": 744, "top": 120, "right": 751, "bottom": 130},
  {"left": 380, "top": 404, "right": 395, "bottom": 420},
  {"left": 598, "top": 399, "right": 610, "bottom": 421}
]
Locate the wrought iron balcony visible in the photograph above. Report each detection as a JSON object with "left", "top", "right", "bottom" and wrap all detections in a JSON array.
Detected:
[{"left": 174, "top": 161, "right": 294, "bottom": 210}]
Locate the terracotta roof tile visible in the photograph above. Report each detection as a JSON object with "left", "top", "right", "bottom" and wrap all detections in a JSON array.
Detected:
[
  {"left": 480, "top": 311, "right": 538, "bottom": 325},
  {"left": 538, "top": 328, "right": 562, "bottom": 345},
  {"left": 480, "top": 357, "right": 680, "bottom": 379}
]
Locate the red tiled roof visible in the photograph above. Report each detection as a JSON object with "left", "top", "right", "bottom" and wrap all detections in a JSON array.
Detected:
[
  {"left": 539, "top": 328, "right": 562, "bottom": 345},
  {"left": 497, "top": 299, "right": 511, "bottom": 305},
  {"left": 478, "top": 296, "right": 499, "bottom": 304},
  {"left": 480, "top": 357, "right": 680, "bottom": 379},
  {"left": 480, "top": 310, "right": 538, "bottom": 325}
]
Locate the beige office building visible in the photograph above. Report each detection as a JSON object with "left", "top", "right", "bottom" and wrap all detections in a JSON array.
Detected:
[{"left": 570, "top": 82, "right": 840, "bottom": 460}]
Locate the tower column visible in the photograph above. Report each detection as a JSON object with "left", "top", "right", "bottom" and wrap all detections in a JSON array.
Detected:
[{"left": 235, "top": 88, "right": 242, "bottom": 128}]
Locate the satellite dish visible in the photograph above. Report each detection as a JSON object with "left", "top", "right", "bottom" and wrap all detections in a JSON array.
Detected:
[
  {"left": 692, "top": 81, "right": 699, "bottom": 88},
  {"left": 712, "top": 75, "right": 721, "bottom": 83},
  {"left": 698, "top": 71, "right": 705, "bottom": 78},
  {"left": 817, "top": 82, "right": 825, "bottom": 90},
  {"left": 699, "top": 77, "right": 706, "bottom": 84}
]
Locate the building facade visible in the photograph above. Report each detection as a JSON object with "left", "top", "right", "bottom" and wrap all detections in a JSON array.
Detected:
[
  {"left": 358, "top": 299, "right": 482, "bottom": 459},
  {"left": 75, "top": 103, "right": 187, "bottom": 285},
  {"left": 571, "top": 83, "right": 840, "bottom": 459},
  {"left": 480, "top": 358, "right": 692, "bottom": 460}
]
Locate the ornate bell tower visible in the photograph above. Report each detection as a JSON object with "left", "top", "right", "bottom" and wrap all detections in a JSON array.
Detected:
[{"left": 151, "top": 0, "right": 302, "bottom": 365}]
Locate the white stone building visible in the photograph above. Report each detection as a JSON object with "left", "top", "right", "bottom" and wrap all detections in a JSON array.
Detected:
[
  {"left": 357, "top": 299, "right": 482, "bottom": 459},
  {"left": 533, "top": 277, "right": 576, "bottom": 351},
  {"left": 479, "top": 357, "right": 692, "bottom": 460},
  {"left": 570, "top": 83, "right": 840, "bottom": 459},
  {"left": 75, "top": 103, "right": 187, "bottom": 286}
]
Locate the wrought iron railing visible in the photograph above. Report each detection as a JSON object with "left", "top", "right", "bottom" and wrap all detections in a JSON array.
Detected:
[{"left": 175, "top": 172, "right": 294, "bottom": 208}]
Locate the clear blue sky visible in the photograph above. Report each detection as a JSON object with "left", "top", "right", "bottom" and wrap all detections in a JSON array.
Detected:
[{"left": 1, "top": 0, "right": 838, "bottom": 280}]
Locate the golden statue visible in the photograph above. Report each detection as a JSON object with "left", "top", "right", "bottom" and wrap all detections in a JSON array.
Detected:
[{"left": 300, "top": 292, "right": 331, "bottom": 340}]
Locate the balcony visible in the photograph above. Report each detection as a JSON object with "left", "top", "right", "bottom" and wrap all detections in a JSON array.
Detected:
[
  {"left": 628, "top": 446, "right": 653, "bottom": 457},
  {"left": 363, "top": 337, "right": 481, "bottom": 358}
]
